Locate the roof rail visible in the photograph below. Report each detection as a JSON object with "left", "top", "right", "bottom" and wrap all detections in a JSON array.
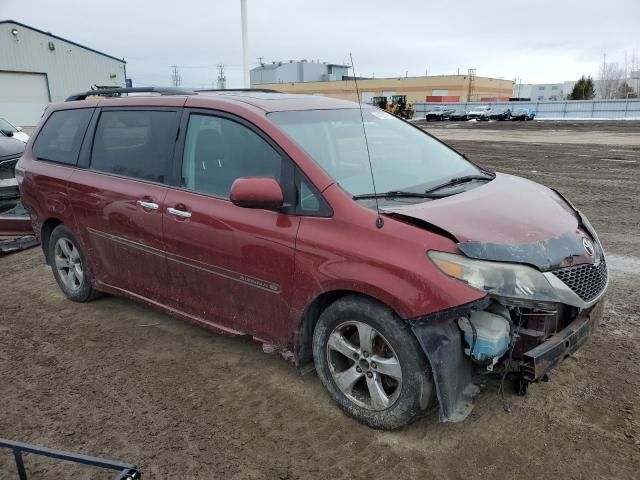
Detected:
[
  {"left": 196, "top": 88, "right": 281, "bottom": 93},
  {"left": 65, "top": 87, "right": 196, "bottom": 101}
]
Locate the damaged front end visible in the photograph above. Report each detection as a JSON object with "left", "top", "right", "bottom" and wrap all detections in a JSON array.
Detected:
[{"left": 411, "top": 234, "right": 608, "bottom": 423}]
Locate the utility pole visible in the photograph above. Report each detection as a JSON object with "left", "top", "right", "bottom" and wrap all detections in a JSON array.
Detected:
[
  {"left": 257, "top": 56, "right": 266, "bottom": 66},
  {"left": 171, "top": 65, "right": 181, "bottom": 87},
  {"left": 217, "top": 64, "right": 227, "bottom": 89},
  {"left": 240, "top": 0, "right": 249, "bottom": 87}
]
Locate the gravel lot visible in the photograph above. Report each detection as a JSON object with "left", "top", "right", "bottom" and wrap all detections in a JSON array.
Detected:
[{"left": 1, "top": 121, "right": 639, "bottom": 479}]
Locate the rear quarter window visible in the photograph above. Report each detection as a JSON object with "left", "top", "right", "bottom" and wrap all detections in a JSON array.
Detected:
[
  {"left": 90, "top": 110, "right": 177, "bottom": 184},
  {"left": 32, "top": 109, "right": 94, "bottom": 165}
]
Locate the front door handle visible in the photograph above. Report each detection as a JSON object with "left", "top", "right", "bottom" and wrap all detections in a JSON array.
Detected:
[
  {"left": 137, "top": 200, "right": 159, "bottom": 210},
  {"left": 167, "top": 207, "right": 192, "bottom": 219}
]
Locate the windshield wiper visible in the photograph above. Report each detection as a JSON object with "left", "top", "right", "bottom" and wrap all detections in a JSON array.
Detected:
[
  {"left": 424, "top": 173, "right": 495, "bottom": 194},
  {"left": 353, "top": 190, "right": 446, "bottom": 200}
]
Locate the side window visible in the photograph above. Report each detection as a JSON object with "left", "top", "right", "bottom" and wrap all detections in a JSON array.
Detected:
[
  {"left": 299, "top": 178, "right": 320, "bottom": 213},
  {"left": 33, "top": 109, "right": 93, "bottom": 165},
  {"left": 295, "top": 169, "right": 332, "bottom": 217},
  {"left": 90, "top": 110, "right": 176, "bottom": 184},
  {"left": 181, "top": 114, "right": 282, "bottom": 198}
]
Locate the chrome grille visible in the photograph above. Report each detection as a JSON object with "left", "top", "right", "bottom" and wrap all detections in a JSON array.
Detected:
[{"left": 552, "top": 261, "right": 608, "bottom": 303}]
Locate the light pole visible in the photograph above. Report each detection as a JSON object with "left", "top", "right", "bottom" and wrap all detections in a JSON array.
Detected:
[{"left": 240, "top": 0, "right": 249, "bottom": 88}]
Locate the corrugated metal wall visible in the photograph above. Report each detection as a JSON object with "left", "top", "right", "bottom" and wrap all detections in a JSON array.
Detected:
[
  {"left": 0, "top": 22, "right": 125, "bottom": 125},
  {"left": 413, "top": 99, "right": 640, "bottom": 120}
]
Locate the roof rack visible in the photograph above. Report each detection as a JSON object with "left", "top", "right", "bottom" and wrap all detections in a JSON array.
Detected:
[
  {"left": 65, "top": 87, "right": 196, "bottom": 101},
  {"left": 196, "top": 88, "right": 281, "bottom": 93}
]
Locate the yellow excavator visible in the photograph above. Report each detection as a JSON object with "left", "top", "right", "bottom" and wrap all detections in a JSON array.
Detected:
[{"left": 386, "top": 95, "right": 415, "bottom": 119}]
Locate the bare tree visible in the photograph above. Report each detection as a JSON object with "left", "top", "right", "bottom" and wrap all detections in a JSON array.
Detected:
[{"left": 598, "top": 54, "right": 625, "bottom": 99}]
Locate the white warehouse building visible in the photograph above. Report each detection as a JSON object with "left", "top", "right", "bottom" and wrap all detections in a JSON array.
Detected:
[{"left": 0, "top": 20, "right": 126, "bottom": 126}]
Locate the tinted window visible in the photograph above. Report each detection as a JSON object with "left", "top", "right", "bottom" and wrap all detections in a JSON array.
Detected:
[
  {"left": 181, "top": 114, "right": 282, "bottom": 198},
  {"left": 91, "top": 110, "right": 177, "bottom": 183},
  {"left": 33, "top": 109, "right": 93, "bottom": 165}
]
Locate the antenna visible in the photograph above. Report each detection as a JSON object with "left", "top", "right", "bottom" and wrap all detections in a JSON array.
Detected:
[
  {"left": 171, "top": 65, "right": 182, "bottom": 87},
  {"left": 350, "top": 52, "right": 383, "bottom": 229},
  {"left": 216, "top": 64, "right": 227, "bottom": 89}
]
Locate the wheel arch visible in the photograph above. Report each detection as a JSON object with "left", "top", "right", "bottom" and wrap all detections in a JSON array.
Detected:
[
  {"left": 293, "top": 289, "right": 403, "bottom": 370},
  {"left": 40, "top": 217, "right": 64, "bottom": 264}
]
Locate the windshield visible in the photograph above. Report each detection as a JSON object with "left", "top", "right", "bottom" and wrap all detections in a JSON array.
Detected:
[
  {"left": 0, "top": 118, "right": 17, "bottom": 132},
  {"left": 269, "top": 108, "right": 481, "bottom": 197}
]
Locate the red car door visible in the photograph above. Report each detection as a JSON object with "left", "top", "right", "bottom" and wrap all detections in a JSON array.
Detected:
[
  {"left": 68, "top": 108, "right": 181, "bottom": 303},
  {"left": 162, "top": 111, "right": 299, "bottom": 341}
]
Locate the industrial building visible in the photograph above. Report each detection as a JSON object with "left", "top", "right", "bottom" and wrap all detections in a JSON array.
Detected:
[
  {"left": 251, "top": 60, "right": 514, "bottom": 103},
  {"left": 0, "top": 20, "right": 126, "bottom": 126},
  {"left": 513, "top": 82, "right": 573, "bottom": 101},
  {"left": 250, "top": 60, "right": 349, "bottom": 85}
]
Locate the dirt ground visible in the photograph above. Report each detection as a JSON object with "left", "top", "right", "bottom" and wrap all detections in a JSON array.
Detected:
[{"left": 1, "top": 121, "right": 639, "bottom": 479}]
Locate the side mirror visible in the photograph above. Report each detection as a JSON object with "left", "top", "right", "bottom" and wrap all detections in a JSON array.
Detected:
[
  {"left": 230, "top": 177, "right": 284, "bottom": 210},
  {"left": 1, "top": 129, "right": 14, "bottom": 137}
]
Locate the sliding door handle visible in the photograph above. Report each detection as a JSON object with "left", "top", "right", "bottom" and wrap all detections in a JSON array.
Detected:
[
  {"left": 137, "top": 200, "right": 159, "bottom": 210},
  {"left": 167, "top": 207, "right": 192, "bottom": 219}
]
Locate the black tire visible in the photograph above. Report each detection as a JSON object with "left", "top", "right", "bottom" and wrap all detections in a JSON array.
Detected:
[
  {"left": 48, "top": 225, "right": 99, "bottom": 302},
  {"left": 312, "top": 295, "right": 435, "bottom": 430}
]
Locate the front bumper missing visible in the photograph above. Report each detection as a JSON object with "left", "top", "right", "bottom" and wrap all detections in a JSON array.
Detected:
[
  {"left": 410, "top": 296, "right": 604, "bottom": 423},
  {"left": 522, "top": 299, "right": 604, "bottom": 381}
]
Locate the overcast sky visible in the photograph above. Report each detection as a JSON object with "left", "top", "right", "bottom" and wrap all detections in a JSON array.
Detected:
[{"left": 2, "top": 0, "right": 639, "bottom": 88}]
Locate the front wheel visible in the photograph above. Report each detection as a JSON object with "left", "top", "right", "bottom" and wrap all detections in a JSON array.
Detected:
[{"left": 312, "top": 295, "right": 435, "bottom": 429}]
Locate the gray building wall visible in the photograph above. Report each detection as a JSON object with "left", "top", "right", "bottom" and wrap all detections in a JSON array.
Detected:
[
  {"left": 251, "top": 60, "right": 349, "bottom": 86},
  {"left": 0, "top": 20, "right": 125, "bottom": 125},
  {"left": 514, "top": 83, "right": 565, "bottom": 101}
]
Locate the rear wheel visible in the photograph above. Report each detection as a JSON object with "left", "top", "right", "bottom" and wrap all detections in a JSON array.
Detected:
[
  {"left": 313, "top": 295, "right": 435, "bottom": 429},
  {"left": 49, "top": 225, "right": 99, "bottom": 302}
]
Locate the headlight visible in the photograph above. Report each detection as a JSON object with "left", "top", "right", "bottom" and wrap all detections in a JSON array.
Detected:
[{"left": 428, "top": 251, "right": 558, "bottom": 302}]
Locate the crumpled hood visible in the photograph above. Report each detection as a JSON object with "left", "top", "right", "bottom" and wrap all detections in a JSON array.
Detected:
[{"left": 383, "top": 173, "right": 602, "bottom": 271}]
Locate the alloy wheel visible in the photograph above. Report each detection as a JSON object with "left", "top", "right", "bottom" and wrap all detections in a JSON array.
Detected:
[
  {"left": 54, "top": 237, "right": 83, "bottom": 291},
  {"left": 326, "top": 321, "right": 403, "bottom": 411}
]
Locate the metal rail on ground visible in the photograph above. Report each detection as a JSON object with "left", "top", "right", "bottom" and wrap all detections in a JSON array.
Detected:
[{"left": 0, "top": 438, "right": 141, "bottom": 480}]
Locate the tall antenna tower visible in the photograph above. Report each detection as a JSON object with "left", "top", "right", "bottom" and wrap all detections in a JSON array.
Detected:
[
  {"left": 467, "top": 68, "right": 476, "bottom": 102},
  {"left": 171, "top": 65, "right": 182, "bottom": 87},
  {"left": 217, "top": 64, "right": 227, "bottom": 89}
]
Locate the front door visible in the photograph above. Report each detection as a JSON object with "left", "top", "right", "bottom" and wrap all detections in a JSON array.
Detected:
[
  {"left": 69, "top": 108, "right": 181, "bottom": 303},
  {"left": 162, "top": 112, "right": 299, "bottom": 340}
]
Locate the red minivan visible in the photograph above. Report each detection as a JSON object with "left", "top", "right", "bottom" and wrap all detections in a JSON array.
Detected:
[{"left": 17, "top": 88, "right": 607, "bottom": 429}]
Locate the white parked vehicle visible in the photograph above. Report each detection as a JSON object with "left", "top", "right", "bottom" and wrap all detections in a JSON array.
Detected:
[
  {"left": 467, "top": 106, "right": 492, "bottom": 120},
  {"left": 0, "top": 118, "right": 29, "bottom": 143}
]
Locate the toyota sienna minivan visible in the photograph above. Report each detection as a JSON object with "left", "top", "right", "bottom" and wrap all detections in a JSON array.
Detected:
[{"left": 17, "top": 88, "right": 607, "bottom": 429}]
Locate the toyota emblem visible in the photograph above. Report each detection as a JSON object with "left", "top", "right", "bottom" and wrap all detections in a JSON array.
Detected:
[{"left": 583, "top": 237, "right": 595, "bottom": 256}]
